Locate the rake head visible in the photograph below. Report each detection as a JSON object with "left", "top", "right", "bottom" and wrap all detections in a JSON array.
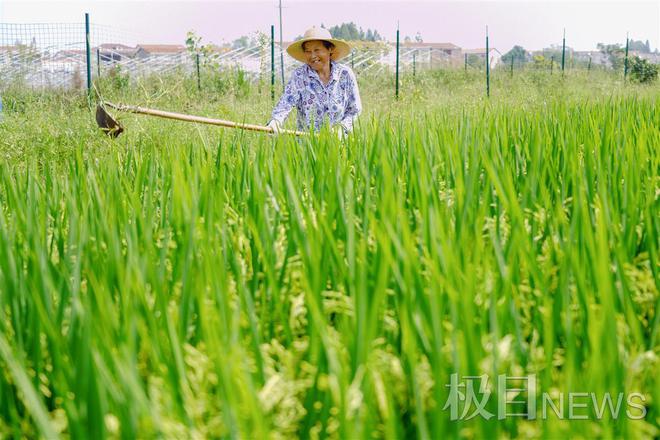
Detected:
[{"left": 96, "top": 104, "right": 124, "bottom": 138}]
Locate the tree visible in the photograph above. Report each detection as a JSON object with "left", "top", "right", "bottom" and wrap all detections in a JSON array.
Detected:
[
  {"left": 324, "top": 22, "right": 384, "bottom": 41},
  {"left": 628, "top": 39, "right": 651, "bottom": 53},
  {"left": 231, "top": 35, "right": 250, "bottom": 50},
  {"left": 597, "top": 43, "right": 625, "bottom": 69},
  {"left": 501, "top": 45, "right": 528, "bottom": 64},
  {"left": 629, "top": 56, "right": 659, "bottom": 83}
]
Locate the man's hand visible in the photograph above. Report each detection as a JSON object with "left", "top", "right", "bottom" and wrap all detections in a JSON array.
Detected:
[{"left": 267, "top": 120, "right": 282, "bottom": 135}]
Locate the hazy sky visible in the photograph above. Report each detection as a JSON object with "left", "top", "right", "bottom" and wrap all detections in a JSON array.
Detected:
[{"left": 1, "top": 1, "right": 658, "bottom": 52}]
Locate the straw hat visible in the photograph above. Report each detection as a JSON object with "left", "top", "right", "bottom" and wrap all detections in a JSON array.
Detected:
[{"left": 286, "top": 26, "right": 351, "bottom": 63}]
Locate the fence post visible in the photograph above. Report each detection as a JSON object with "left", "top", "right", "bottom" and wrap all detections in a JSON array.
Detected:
[
  {"left": 486, "top": 26, "right": 490, "bottom": 98},
  {"left": 271, "top": 25, "right": 275, "bottom": 102},
  {"left": 413, "top": 50, "right": 416, "bottom": 77},
  {"left": 587, "top": 56, "right": 592, "bottom": 72},
  {"left": 196, "top": 53, "right": 201, "bottom": 91},
  {"left": 84, "top": 13, "right": 92, "bottom": 100},
  {"left": 96, "top": 48, "right": 101, "bottom": 78},
  {"left": 510, "top": 55, "right": 514, "bottom": 77},
  {"left": 561, "top": 28, "right": 566, "bottom": 75},
  {"left": 464, "top": 53, "right": 467, "bottom": 72},
  {"left": 395, "top": 27, "right": 400, "bottom": 99},
  {"left": 550, "top": 55, "right": 554, "bottom": 74},
  {"left": 624, "top": 33, "right": 629, "bottom": 80},
  {"left": 429, "top": 47, "right": 432, "bottom": 69}
]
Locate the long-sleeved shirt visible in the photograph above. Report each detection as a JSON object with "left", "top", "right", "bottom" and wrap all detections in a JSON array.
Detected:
[{"left": 270, "top": 60, "right": 362, "bottom": 133}]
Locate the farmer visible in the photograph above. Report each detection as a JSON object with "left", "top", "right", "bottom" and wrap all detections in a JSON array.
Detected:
[{"left": 267, "top": 26, "right": 361, "bottom": 139}]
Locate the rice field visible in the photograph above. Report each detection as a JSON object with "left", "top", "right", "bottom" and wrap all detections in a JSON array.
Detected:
[{"left": 0, "top": 69, "right": 659, "bottom": 438}]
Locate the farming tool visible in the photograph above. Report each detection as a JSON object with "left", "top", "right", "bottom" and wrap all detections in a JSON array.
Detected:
[{"left": 95, "top": 101, "right": 306, "bottom": 138}]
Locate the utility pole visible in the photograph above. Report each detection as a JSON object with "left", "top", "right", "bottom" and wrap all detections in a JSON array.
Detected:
[{"left": 278, "top": 0, "right": 285, "bottom": 88}]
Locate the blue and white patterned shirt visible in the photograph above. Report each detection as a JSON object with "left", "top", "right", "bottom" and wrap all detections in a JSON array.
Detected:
[{"left": 270, "top": 61, "right": 362, "bottom": 133}]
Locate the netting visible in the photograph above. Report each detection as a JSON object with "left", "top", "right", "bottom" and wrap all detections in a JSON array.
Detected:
[
  {"left": 0, "top": 22, "right": 143, "bottom": 90},
  {"left": 2, "top": 21, "right": 653, "bottom": 92}
]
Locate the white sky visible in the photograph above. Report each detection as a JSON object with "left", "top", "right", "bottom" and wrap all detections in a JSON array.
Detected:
[{"left": 1, "top": 1, "right": 658, "bottom": 52}]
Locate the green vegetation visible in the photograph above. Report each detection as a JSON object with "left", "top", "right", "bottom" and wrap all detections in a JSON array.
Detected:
[
  {"left": 325, "top": 22, "right": 383, "bottom": 42},
  {"left": 629, "top": 56, "right": 659, "bottom": 84},
  {"left": 501, "top": 45, "right": 529, "bottom": 65},
  {"left": 0, "top": 68, "right": 659, "bottom": 438}
]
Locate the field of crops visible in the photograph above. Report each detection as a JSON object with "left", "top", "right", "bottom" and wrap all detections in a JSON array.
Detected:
[{"left": 0, "top": 69, "right": 659, "bottom": 438}]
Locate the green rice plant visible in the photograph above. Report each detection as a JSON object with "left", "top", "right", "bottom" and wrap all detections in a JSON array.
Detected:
[{"left": 0, "top": 71, "right": 658, "bottom": 438}]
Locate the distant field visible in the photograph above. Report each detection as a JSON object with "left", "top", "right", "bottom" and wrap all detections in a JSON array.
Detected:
[{"left": 0, "top": 69, "right": 658, "bottom": 438}]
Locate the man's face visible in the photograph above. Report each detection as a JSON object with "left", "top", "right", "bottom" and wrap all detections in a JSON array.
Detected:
[{"left": 303, "top": 40, "right": 333, "bottom": 71}]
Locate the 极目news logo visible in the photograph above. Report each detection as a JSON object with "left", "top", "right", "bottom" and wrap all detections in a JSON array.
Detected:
[{"left": 442, "top": 374, "right": 646, "bottom": 421}]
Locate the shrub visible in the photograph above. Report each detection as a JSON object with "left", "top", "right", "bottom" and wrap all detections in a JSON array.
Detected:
[
  {"left": 107, "top": 65, "right": 130, "bottom": 90},
  {"left": 629, "top": 56, "right": 659, "bottom": 83}
]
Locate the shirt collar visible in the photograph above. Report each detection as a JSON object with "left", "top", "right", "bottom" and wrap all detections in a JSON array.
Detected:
[{"left": 306, "top": 60, "right": 340, "bottom": 85}]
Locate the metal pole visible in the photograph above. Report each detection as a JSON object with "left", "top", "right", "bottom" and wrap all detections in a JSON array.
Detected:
[
  {"left": 624, "top": 33, "right": 629, "bottom": 80},
  {"left": 587, "top": 56, "right": 592, "bottom": 72},
  {"left": 96, "top": 48, "right": 100, "bottom": 78},
  {"left": 395, "top": 27, "right": 400, "bottom": 99},
  {"left": 550, "top": 55, "right": 554, "bottom": 74},
  {"left": 510, "top": 54, "right": 514, "bottom": 77},
  {"left": 561, "top": 28, "right": 566, "bottom": 74},
  {"left": 413, "top": 50, "right": 416, "bottom": 77},
  {"left": 486, "top": 26, "right": 490, "bottom": 98},
  {"left": 464, "top": 53, "right": 467, "bottom": 72},
  {"left": 196, "top": 53, "right": 201, "bottom": 91},
  {"left": 278, "top": 0, "right": 285, "bottom": 89},
  {"left": 271, "top": 25, "right": 275, "bottom": 101},
  {"left": 85, "top": 13, "right": 92, "bottom": 99}
]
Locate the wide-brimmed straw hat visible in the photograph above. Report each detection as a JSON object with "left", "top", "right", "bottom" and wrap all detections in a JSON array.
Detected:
[{"left": 286, "top": 26, "right": 351, "bottom": 63}]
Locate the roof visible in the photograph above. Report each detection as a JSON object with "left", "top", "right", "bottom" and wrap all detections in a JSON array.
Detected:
[
  {"left": 136, "top": 44, "right": 186, "bottom": 54},
  {"left": 401, "top": 42, "right": 461, "bottom": 50},
  {"left": 463, "top": 48, "right": 500, "bottom": 55},
  {"left": 571, "top": 50, "right": 602, "bottom": 55},
  {"left": 98, "top": 43, "right": 134, "bottom": 50},
  {"left": 281, "top": 41, "right": 461, "bottom": 50},
  {"left": 0, "top": 45, "right": 24, "bottom": 51},
  {"left": 54, "top": 49, "right": 87, "bottom": 56}
]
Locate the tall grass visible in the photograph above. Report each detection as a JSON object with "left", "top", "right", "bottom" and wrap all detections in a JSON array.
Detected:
[{"left": 0, "top": 70, "right": 659, "bottom": 438}]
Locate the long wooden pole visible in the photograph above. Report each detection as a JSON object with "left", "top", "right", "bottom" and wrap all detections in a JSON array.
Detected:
[{"left": 103, "top": 102, "right": 306, "bottom": 136}]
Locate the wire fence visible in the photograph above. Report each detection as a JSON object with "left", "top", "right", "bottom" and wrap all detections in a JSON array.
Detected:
[
  {"left": 1, "top": 20, "right": 658, "bottom": 92},
  {"left": 0, "top": 21, "right": 459, "bottom": 91},
  {"left": 1, "top": 22, "right": 141, "bottom": 90}
]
